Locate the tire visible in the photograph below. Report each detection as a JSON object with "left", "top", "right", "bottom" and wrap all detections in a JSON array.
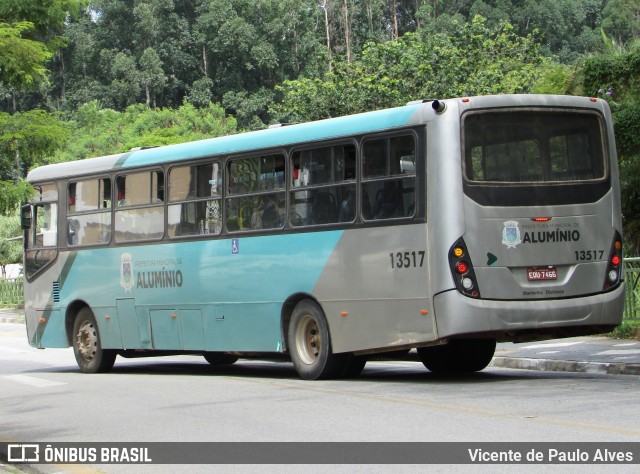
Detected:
[
  {"left": 340, "top": 354, "right": 367, "bottom": 378},
  {"left": 203, "top": 352, "right": 239, "bottom": 365},
  {"left": 72, "top": 307, "right": 116, "bottom": 373},
  {"left": 417, "top": 339, "right": 496, "bottom": 374},
  {"left": 288, "top": 300, "right": 345, "bottom": 380}
]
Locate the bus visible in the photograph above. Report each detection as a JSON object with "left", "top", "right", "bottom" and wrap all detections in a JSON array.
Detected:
[{"left": 21, "top": 94, "right": 625, "bottom": 379}]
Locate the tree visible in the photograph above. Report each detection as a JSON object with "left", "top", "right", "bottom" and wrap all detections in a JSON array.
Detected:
[
  {"left": 52, "top": 100, "right": 238, "bottom": 163},
  {"left": 0, "top": 110, "right": 67, "bottom": 212},
  {"left": 0, "top": 109, "right": 68, "bottom": 177},
  {"left": 139, "top": 48, "right": 166, "bottom": 109},
  {"left": 0, "top": 1, "right": 80, "bottom": 214},
  {"left": 583, "top": 44, "right": 640, "bottom": 253},
  {"left": 0, "top": 22, "right": 52, "bottom": 93},
  {"left": 601, "top": 0, "right": 640, "bottom": 47},
  {"left": 272, "top": 15, "right": 543, "bottom": 122}
]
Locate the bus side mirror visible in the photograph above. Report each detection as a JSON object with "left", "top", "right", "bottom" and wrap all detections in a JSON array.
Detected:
[{"left": 21, "top": 204, "right": 32, "bottom": 230}]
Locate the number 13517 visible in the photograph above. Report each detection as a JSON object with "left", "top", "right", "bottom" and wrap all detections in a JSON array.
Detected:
[{"left": 390, "top": 251, "right": 425, "bottom": 269}]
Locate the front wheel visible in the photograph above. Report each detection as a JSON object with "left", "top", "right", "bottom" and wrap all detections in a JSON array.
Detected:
[
  {"left": 288, "top": 300, "right": 345, "bottom": 380},
  {"left": 417, "top": 339, "right": 496, "bottom": 374},
  {"left": 72, "top": 307, "right": 116, "bottom": 373}
]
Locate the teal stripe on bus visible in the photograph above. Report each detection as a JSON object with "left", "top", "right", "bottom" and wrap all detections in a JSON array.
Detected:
[{"left": 119, "top": 105, "right": 421, "bottom": 169}]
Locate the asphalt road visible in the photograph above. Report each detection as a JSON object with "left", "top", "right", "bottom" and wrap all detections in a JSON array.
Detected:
[{"left": 1, "top": 321, "right": 639, "bottom": 474}]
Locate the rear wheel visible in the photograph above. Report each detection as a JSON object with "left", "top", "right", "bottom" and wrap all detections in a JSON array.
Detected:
[
  {"left": 417, "top": 339, "right": 496, "bottom": 374},
  {"left": 203, "top": 352, "right": 238, "bottom": 365},
  {"left": 288, "top": 300, "right": 345, "bottom": 380},
  {"left": 72, "top": 307, "right": 116, "bottom": 373}
]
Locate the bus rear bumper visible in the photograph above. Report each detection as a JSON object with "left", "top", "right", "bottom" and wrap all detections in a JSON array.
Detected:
[{"left": 433, "top": 283, "right": 625, "bottom": 343}]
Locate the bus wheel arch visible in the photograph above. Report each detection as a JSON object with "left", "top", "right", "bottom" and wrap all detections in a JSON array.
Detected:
[
  {"left": 281, "top": 293, "right": 317, "bottom": 353},
  {"left": 287, "top": 298, "right": 346, "bottom": 380},
  {"left": 65, "top": 299, "right": 91, "bottom": 346},
  {"left": 69, "top": 304, "right": 116, "bottom": 373}
]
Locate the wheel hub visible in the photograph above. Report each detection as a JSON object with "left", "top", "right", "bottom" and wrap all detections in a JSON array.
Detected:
[
  {"left": 295, "top": 315, "right": 321, "bottom": 365},
  {"left": 76, "top": 321, "right": 97, "bottom": 361}
]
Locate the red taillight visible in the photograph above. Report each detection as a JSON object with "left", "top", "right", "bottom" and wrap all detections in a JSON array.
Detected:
[
  {"left": 603, "top": 232, "right": 623, "bottom": 290},
  {"left": 449, "top": 238, "right": 480, "bottom": 298}
]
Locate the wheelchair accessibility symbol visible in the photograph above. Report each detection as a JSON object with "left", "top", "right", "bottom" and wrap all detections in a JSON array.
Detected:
[{"left": 231, "top": 239, "right": 239, "bottom": 255}]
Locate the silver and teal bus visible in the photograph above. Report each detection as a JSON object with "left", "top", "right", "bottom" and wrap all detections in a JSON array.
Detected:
[{"left": 21, "top": 94, "right": 625, "bottom": 379}]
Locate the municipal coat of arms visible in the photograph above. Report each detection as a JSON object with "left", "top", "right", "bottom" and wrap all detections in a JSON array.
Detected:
[
  {"left": 120, "top": 253, "right": 134, "bottom": 292},
  {"left": 501, "top": 220, "right": 521, "bottom": 249}
]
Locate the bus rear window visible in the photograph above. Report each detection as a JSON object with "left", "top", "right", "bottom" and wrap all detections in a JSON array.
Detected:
[{"left": 464, "top": 110, "right": 606, "bottom": 183}]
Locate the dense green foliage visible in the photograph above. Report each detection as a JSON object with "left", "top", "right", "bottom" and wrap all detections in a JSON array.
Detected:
[
  {"left": 273, "top": 16, "right": 543, "bottom": 121},
  {"left": 53, "top": 101, "right": 237, "bottom": 163},
  {"left": 0, "top": 0, "right": 639, "bottom": 248},
  {"left": 583, "top": 44, "right": 640, "bottom": 253}
]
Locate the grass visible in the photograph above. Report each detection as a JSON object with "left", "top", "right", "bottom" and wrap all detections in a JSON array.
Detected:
[{"left": 608, "top": 319, "right": 640, "bottom": 339}]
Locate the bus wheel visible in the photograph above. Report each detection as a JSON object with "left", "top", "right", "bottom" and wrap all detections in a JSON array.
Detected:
[
  {"left": 72, "top": 307, "right": 116, "bottom": 373},
  {"left": 340, "top": 355, "right": 367, "bottom": 378},
  {"left": 288, "top": 300, "right": 344, "bottom": 380},
  {"left": 417, "top": 339, "right": 496, "bottom": 374},
  {"left": 203, "top": 352, "right": 238, "bottom": 365}
]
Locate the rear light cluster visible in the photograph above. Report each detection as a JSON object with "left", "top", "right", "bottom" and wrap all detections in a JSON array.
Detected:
[
  {"left": 603, "top": 231, "right": 623, "bottom": 290},
  {"left": 449, "top": 238, "right": 480, "bottom": 298}
]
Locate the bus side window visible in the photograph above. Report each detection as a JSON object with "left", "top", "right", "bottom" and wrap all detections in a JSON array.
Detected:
[
  {"left": 226, "top": 154, "right": 285, "bottom": 232},
  {"left": 114, "top": 171, "right": 165, "bottom": 242},
  {"left": 290, "top": 143, "right": 357, "bottom": 227},
  {"left": 34, "top": 203, "right": 58, "bottom": 247},
  {"left": 168, "top": 162, "right": 223, "bottom": 237},
  {"left": 362, "top": 134, "right": 416, "bottom": 221},
  {"left": 67, "top": 178, "right": 112, "bottom": 246}
]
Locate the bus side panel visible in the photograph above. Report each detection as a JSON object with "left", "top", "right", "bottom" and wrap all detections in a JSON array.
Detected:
[
  {"left": 24, "top": 253, "right": 75, "bottom": 348},
  {"left": 312, "top": 224, "right": 436, "bottom": 354},
  {"left": 58, "top": 232, "right": 343, "bottom": 352}
]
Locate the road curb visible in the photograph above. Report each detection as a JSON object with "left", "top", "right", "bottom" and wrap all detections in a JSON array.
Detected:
[{"left": 492, "top": 356, "right": 640, "bottom": 376}]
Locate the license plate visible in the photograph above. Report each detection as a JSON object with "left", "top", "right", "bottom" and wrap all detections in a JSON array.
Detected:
[{"left": 527, "top": 266, "right": 558, "bottom": 281}]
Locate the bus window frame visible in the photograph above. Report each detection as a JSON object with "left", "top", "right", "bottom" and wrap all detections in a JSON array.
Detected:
[
  {"left": 289, "top": 139, "right": 358, "bottom": 228},
  {"left": 24, "top": 182, "right": 60, "bottom": 281},
  {"left": 225, "top": 150, "right": 287, "bottom": 234},
  {"left": 114, "top": 168, "right": 166, "bottom": 243},
  {"left": 167, "top": 159, "right": 224, "bottom": 239},
  {"left": 66, "top": 176, "right": 113, "bottom": 247},
  {"left": 360, "top": 130, "right": 419, "bottom": 223}
]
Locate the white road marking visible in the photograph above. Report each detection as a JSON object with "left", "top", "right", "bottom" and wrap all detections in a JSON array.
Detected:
[
  {"left": 593, "top": 349, "right": 640, "bottom": 356},
  {"left": 536, "top": 351, "right": 560, "bottom": 355},
  {"left": 520, "top": 342, "right": 584, "bottom": 350},
  {"left": 3, "top": 374, "right": 67, "bottom": 388}
]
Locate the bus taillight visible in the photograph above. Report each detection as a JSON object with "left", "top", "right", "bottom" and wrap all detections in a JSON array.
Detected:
[
  {"left": 449, "top": 238, "right": 480, "bottom": 298},
  {"left": 604, "top": 232, "right": 623, "bottom": 290},
  {"left": 456, "top": 261, "right": 469, "bottom": 274}
]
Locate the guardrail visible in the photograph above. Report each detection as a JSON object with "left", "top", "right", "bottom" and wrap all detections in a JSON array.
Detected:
[{"left": 624, "top": 257, "right": 640, "bottom": 320}]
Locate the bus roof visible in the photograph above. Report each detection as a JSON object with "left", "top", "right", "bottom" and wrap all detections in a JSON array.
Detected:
[
  {"left": 26, "top": 94, "right": 610, "bottom": 184},
  {"left": 26, "top": 103, "right": 424, "bottom": 183}
]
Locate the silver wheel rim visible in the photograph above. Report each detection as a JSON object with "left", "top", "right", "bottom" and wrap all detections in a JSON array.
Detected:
[
  {"left": 76, "top": 320, "right": 97, "bottom": 362},
  {"left": 294, "top": 314, "right": 320, "bottom": 365}
]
